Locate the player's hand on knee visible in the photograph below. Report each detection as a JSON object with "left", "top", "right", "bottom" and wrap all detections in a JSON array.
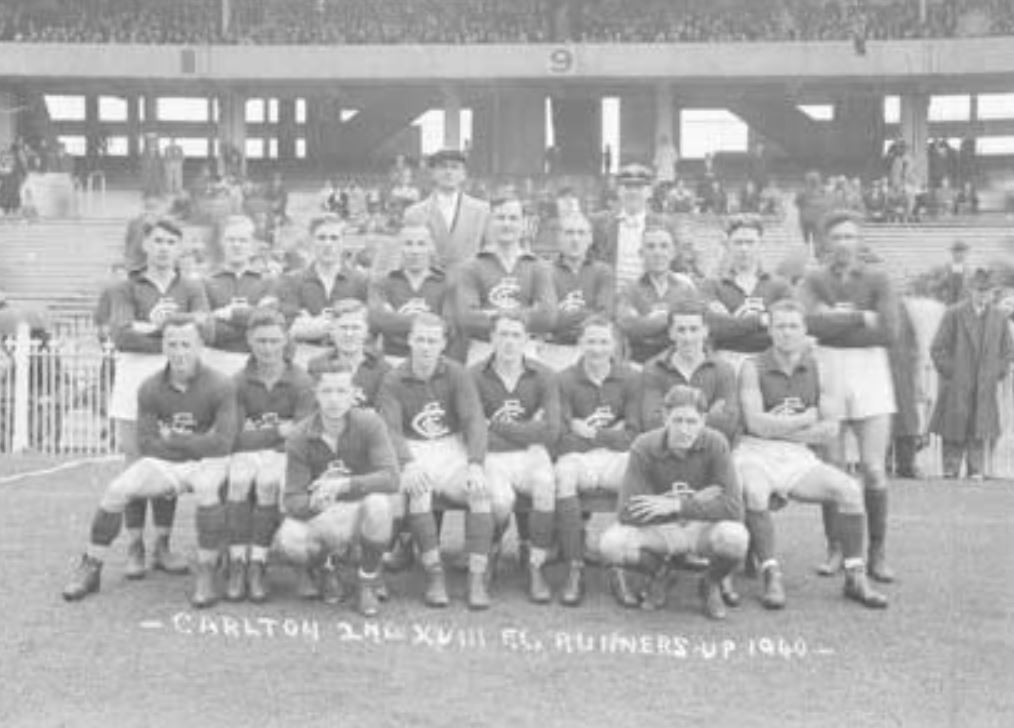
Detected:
[{"left": 466, "top": 464, "right": 488, "bottom": 497}]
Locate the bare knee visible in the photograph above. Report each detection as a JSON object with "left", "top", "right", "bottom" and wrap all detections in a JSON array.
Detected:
[
  {"left": 529, "top": 469, "right": 556, "bottom": 511},
  {"left": 274, "top": 519, "right": 314, "bottom": 565},
  {"left": 741, "top": 473, "right": 773, "bottom": 512},
  {"left": 360, "top": 494, "right": 394, "bottom": 543},
  {"left": 554, "top": 459, "right": 579, "bottom": 499},
  {"left": 227, "top": 464, "right": 255, "bottom": 502},
  {"left": 599, "top": 524, "right": 639, "bottom": 565},
  {"left": 706, "top": 522, "right": 749, "bottom": 563},
  {"left": 832, "top": 473, "right": 864, "bottom": 513}
]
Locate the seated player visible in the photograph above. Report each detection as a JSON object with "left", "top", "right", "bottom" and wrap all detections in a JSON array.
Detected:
[
  {"left": 377, "top": 313, "right": 492, "bottom": 610},
  {"left": 543, "top": 212, "right": 614, "bottom": 372},
  {"left": 554, "top": 316, "right": 641, "bottom": 606},
  {"left": 107, "top": 217, "right": 210, "bottom": 580},
  {"left": 276, "top": 214, "right": 368, "bottom": 359},
  {"left": 63, "top": 316, "right": 236, "bottom": 607},
  {"left": 368, "top": 224, "right": 452, "bottom": 367},
  {"left": 639, "top": 298, "right": 739, "bottom": 443},
  {"left": 225, "top": 308, "right": 315, "bottom": 603},
  {"left": 307, "top": 298, "right": 390, "bottom": 409},
  {"left": 700, "top": 215, "right": 793, "bottom": 372},
  {"left": 598, "top": 385, "right": 748, "bottom": 620},
  {"left": 204, "top": 215, "right": 278, "bottom": 358},
  {"left": 274, "top": 362, "right": 399, "bottom": 617},
  {"left": 470, "top": 312, "right": 560, "bottom": 604},
  {"left": 456, "top": 192, "right": 556, "bottom": 366},
  {"left": 734, "top": 300, "right": 887, "bottom": 610},
  {"left": 615, "top": 227, "right": 696, "bottom": 366}
]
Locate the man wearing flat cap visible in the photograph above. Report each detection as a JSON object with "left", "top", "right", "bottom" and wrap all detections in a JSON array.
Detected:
[
  {"left": 932, "top": 240, "right": 973, "bottom": 305},
  {"left": 590, "top": 163, "right": 683, "bottom": 291},
  {"left": 404, "top": 149, "right": 490, "bottom": 275},
  {"left": 929, "top": 267, "right": 1014, "bottom": 480}
]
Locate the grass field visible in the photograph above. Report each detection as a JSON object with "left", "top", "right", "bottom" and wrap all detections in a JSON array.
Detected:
[{"left": 1, "top": 457, "right": 1012, "bottom": 728}]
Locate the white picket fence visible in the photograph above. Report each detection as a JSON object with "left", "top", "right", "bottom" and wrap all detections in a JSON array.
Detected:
[{"left": 1, "top": 321, "right": 1013, "bottom": 477}]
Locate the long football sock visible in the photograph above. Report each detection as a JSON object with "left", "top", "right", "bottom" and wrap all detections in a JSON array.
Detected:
[
  {"left": 864, "top": 489, "right": 888, "bottom": 549},
  {"left": 745, "top": 510, "right": 776, "bottom": 566},
  {"left": 152, "top": 496, "right": 177, "bottom": 529},
  {"left": 124, "top": 499, "right": 146, "bottom": 530},
  {"left": 465, "top": 511, "right": 494, "bottom": 557},
  {"left": 821, "top": 502, "right": 838, "bottom": 545},
  {"left": 195, "top": 504, "right": 227, "bottom": 552},
  {"left": 226, "top": 501, "right": 253, "bottom": 546},
  {"left": 835, "top": 512, "right": 866, "bottom": 561},
  {"left": 556, "top": 496, "right": 584, "bottom": 563},
  {"left": 251, "top": 505, "right": 280, "bottom": 548},
  {"left": 90, "top": 509, "right": 123, "bottom": 546},
  {"left": 409, "top": 513, "right": 440, "bottom": 555}
]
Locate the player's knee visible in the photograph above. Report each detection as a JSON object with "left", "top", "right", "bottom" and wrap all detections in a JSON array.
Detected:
[
  {"left": 254, "top": 479, "right": 280, "bottom": 507},
  {"left": 741, "top": 475, "right": 773, "bottom": 512},
  {"left": 226, "top": 473, "right": 253, "bottom": 502},
  {"left": 274, "top": 519, "right": 314, "bottom": 565},
  {"left": 529, "top": 470, "right": 556, "bottom": 511},
  {"left": 488, "top": 488, "right": 514, "bottom": 524},
  {"left": 859, "top": 462, "right": 888, "bottom": 490},
  {"left": 407, "top": 490, "right": 432, "bottom": 514},
  {"left": 360, "top": 494, "right": 394, "bottom": 542},
  {"left": 832, "top": 472, "right": 865, "bottom": 513},
  {"left": 707, "top": 522, "right": 749, "bottom": 563},
  {"left": 598, "top": 524, "right": 638, "bottom": 566}
]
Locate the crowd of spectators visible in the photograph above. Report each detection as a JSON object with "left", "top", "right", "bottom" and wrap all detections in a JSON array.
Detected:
[{"left": 1, "top": 0, "right": 1012, "bottom": 45}]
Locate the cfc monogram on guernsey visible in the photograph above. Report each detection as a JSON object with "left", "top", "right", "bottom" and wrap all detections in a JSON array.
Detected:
[
  {"left": 491, "top": 399, "right": 525, "bottom": 423},
  {"left": 559, "top": 290, "right": 586, "bottom": 312},
  {"left": 585, "top": 405, "right": 617, "bottom": 429},
  {"left": 168, "top": 412, "right": 197, "bottom": 434},
  {"left": 326, "top": 459, "right": 351, "bottom": 476},
  {"left": 411, "top": 402, "right": 450, "bottom": 439},
  {"left": 488, "top": 277, "right": 522, "bottom": 310}
]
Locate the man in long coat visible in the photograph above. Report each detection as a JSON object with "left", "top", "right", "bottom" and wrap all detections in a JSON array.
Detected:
[{"left": 930, "top": 268, "right": 1014, "bottom": 480}]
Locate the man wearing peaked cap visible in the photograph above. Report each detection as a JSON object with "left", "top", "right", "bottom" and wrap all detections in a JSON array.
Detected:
[{"left": 929, "top": 267, "right": 1014, "bottom": 481}]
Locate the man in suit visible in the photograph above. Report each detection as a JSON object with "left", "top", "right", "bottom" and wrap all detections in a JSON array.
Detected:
[
  {"left": 404, "top": 149, "right": 490, "bottom": 275},
  {"left": 590, "top": 164, "right": 687, "bottom": 291}
]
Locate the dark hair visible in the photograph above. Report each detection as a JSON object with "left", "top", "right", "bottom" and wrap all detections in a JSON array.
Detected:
[
  {"left": 577, "top": 314, "right": 615, "bottom": 339},
  {"left": 666, "top": 296, "right": 707, "bottom": 327},
  {"left": 310, "top": 359, "right": 356, "bottom": 383},
  {"left": 819, "top": 208, "right": 863, "bottom": 237},
  {"left": 726, "top": 214, "right": 764, "bottom": 237},
  {"left": 409, "top": 312, "right": 447, "bottom": 336},
  {"left": 768, "top": 299, "right": 807, "bottom": 320},
  {"left": 489, "top": 190, "right": 522, "bottom": 211},
  {"left": 162, "top": 314, "right": 204, "bottom": 342},
  {"left": 246, "top": 307, "right": 287, "bottom": 333},
  {"left": 143, "top": 218, "right": 183, "bottom": 239},
  {"left": 309, "top": 214, "right": 345, "bottom": 236},
  {"left": 330, "top": 298, "right": 368, "bottom": 320},
  {"left": 490, "top": 309, "right": 528, "bottom": 333},
  {"left": 663, "top": 385, "right": 708, "bottom": 414}
]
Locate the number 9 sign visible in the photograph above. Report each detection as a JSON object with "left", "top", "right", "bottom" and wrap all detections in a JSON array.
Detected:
[{"left": 548, "top": 47, "right": 575, "bottom": 74}]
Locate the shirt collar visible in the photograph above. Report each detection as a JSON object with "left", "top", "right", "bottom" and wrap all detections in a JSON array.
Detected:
[
  {"left": 160, "top": 360, "right": 203, "bottom": 389},
  {"left": 481, "top": 355, "right": 539, "bottom": 376},
  {"left": 756, "top": 347, "right": 815, "bottom": 377},
  {"left": 213, "top": 265, "right": 261, "bottom": 279},
  {"left": 306, "top": 263, "right": 349, "bottom": 282},
  {"left": 241, "top": 357, "right": 301, "bottom": 386},
  {"left": 390, "top": 267, "right": 445, "bottom": 282},
  {"left": 477, "top": 249, "right": 536, "bottom": 263},
  {"left": 651, "top": 348, "right": 717, "bottom": 375},
  {"left": 555, "top": 254, "right": 591, "bottom": 272},
  {"left": 649, "top": 427, "right": 707, "bottom": 457},
  {"left": 573, "top": 358, "right": 625, "bottom": 385},
  {"left": 398, "top": 356, "right": 448, "bottom": 382}
]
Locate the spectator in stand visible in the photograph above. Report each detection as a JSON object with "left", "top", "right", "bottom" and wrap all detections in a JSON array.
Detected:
[
  {"left": 795, "top": 170, "right": 829, "bottom": 252},
  {"left": 665, "top": 178, "right": 696, "bottom": 214},
  {"left": 700, "top": 178, "right": 729, "bottom": 215},
  {"left": 955, "top": 180, "right": 979, "bottom": 215},
  {"left": 933, "top": 176, "right": 958, "bottom": 217},
  {"left": 0, "top": 146, "right": 25, "bottom": 217},
  {"left": 164, "top": 139, "right": 185, "bottom": 197},
  {"left": 864, "top": 178, "right": 890, "bottom": 223},
  {"left": 933, "top": 240, "right": 973, "bottom": 306},
  {"left": 958, "top": 136, "right": 978, "bottom": 187},
  {"left": 747, "top": 142, "right": 770, "bottom": 191},
  {"left": 738, "top": 179, "right": 762, "bottom": 214},
  {"left": 264, "top": 171, "right": 289, "bottom": 227}
]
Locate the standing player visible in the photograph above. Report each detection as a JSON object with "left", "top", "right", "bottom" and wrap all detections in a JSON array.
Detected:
[
  {"left": 543, "top": 212, "right": 614, "bottom": 372},
  {"left": 377, "top": 313, "right": 492, "bottom": 610},
  {"left": 700, "top": 215, "right": 793, "bottom": 371},
  {"left": 456, "top": 193, "right": 557, "bottom": 365},
  {"left": 799, "top": 210, "right": 899, "bottom": 582},
  {"left": 615, "top": 227, "right": 696, "bottom": 366},
  {"left": 598, "top": 385, "right": 748, "bottom": 619},
  {"left": 307, "top": 299, "right": 390, "bottom": 410},
  {"left": 277, "top": 215, "right": 368, "bottom": 355},
  {"left": 225, "top": 308, "right": 315, "bottom": 603},
  {"left": 639, "top": 299, "right": 739, "bottom": 442},
  {"left": 470, "top": 312, "right": 560, "bottom": 604},
  {"left": 107, "top": 218, "right": 210, "bottom": 580},
  {"left": 554, "top": 316, "right": 642, "bottom": 606},
  {"left": 368, "top": 224, "right": 452, "bottom": 365},
  {"left": 274, "top": 362, "right": 399, "bottom": 617},
  {"left": 204, "top": 215, "right": 277, "bottom": 356},
  {"left": 403, "top": 149, "right": 489, "bottom": 273},
  {"left": 735, "top": 300, "right": 888, "bottom": 609},
  {"left": 63, "top": 316, "right": 236, "bottom": 607}
]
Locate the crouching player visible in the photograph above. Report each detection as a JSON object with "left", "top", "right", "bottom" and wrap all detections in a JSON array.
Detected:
[
  {"left": 225, "top": 308, "right": 315, "bottom": 603},
  {"left": 734, "top": 300, "right": 887, "bottom": 609},
  {"left": 378, "top": 313, "right": 492, "bottom": 610},
  {"left": 63, "top": 316, "right": 236, "bottom": 607},
  {"left": 274, "top": 362, "right": 399, "bottom": 617},
  {"left": 554, "top": 316, "right": 641, "bottom": 606},
  {"left": 598, "top": 385, "right": 747, "bottom": 620},
  {"left": 471, "top": 312, "right": 560, "bottom": 604}
]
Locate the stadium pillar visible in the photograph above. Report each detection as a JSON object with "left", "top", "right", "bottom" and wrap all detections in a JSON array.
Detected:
[
  {"left": 619, "top": 91, "right": 653, "bottom": 166},
  {"left": 443, "top": 86, "right": 462, "bottom": 150},
  {"left": 551, "top": 96, "right": 601, "bottom": 175},
  {"left": 484, "top": 88, "right": 545, "bottom": 176},
  {"left": 277, "top": 97, "right": 296, "bottom": 160},
  {"left": 654, "top": 83, "right": 676, "bottom": 155},
  {"left": 900, "top": 91, "right": 929, "bottom": 187},
  {"left": 217, "top": 90, "right": 246, "bottom": 169},
  {"left": 832, "top": 95, "right": 885, "bottom": 175},
  {"left": 127, "top": 93, "right": 140, "bottom": 158},
  {"left": 0, "top": 90, "right": 16, "bottom": 150}
]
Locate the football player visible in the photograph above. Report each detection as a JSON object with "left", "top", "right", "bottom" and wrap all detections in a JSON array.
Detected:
[
  {"left": 470, "top": 311, "right": 560, "bottom": 604},
  {"left": 203, "top": 215, "right": 278, "bottom": 357},
  {"left": 639, "top": 298, "right": 739, "bottom": 442},
  {"left": 700, "top": 215, "right": 793, "bottom": 372},
  {"left": 63, "top": 316, "right": 236, "bottom": 607},
  {"left": 106, "top": 218, "right": 210, "bottom": 580},
  {"left": 615, "top": 227, "right": 696, "bottom": 365},
  {"left": 274, "top": 362, "right": 399, "bottom": 617},
  {"left": 543, "top": 212, "right": 614, "bottom": 371},
  {"left": 377, "top": 313, "right": 492, "bottom": 610},
  {"left": 368, "top": 224, "right": 452, "bottom": 366},
  {"left": 277, "top": 214, "right": 368, "bottom": 358},
  {"left": 225, "top": 308, "right": 315, "bottom": 603},
  {"left": 799, "top": 210, "right": 899, "bottom": 583},
  {"left": 456, "top": 192, "right": 556, "bottom": 366},
  {"left": 735, "top": 300, "right": 887, "bottom": 609},
  {"left": 598, "top": 385, "right": 748, "bottom": 620},
  {"left": 307, "top": 299, "right": 390, "bottom": 409},
  {"left": 554, "top": 315, "right": 641, "bottom": 605}
]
